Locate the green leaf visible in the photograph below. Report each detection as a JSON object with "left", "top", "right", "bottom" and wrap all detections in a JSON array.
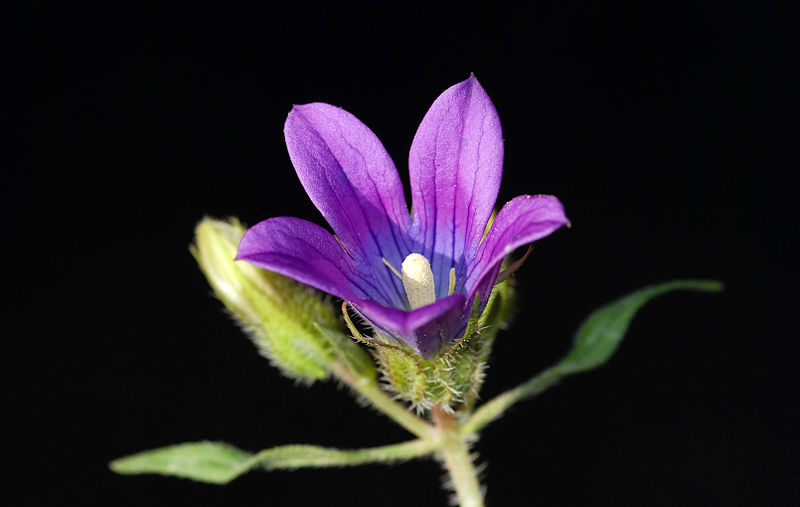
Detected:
[
  {"left": 110, "top": 439, "right": 435, "bottom": 484},
  {"left": 557, "top": 279, "right": 723, "bottom": 374},
  {"left": 109, "top": 441, "right": 252, "bottom": 484},
  {"left": 461, "top": 279, "right": 722, "bottom": 435}
]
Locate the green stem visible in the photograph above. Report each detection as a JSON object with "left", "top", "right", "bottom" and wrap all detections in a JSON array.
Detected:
[
  {"left": 461, "top": 365, "right": 564, "bottom": 436},
  {"left": 332, "top": 362, "right": 436, "bottom": 440},
  {"left": 433, "top": 407, "right": 484, "bottom": 507}
]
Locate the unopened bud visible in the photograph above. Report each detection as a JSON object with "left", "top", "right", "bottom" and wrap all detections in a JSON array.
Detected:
[{"left": 191, "top": 217, "right": 348, "bottom": 382}]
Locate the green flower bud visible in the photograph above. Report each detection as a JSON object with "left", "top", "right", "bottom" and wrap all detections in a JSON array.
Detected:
[
  {"left": 375, "top": 277, "right": 516, "bottom": 413},
  {"left": 191, "top": 217, "right": 347, "bottom": 382}
]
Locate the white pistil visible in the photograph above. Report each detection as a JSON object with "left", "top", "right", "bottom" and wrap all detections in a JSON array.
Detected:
[{"left": 401, "top": 253, "right": 437, "bottom": 310}]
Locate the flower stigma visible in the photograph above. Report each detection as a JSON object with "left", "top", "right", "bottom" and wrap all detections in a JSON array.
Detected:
[{"left": 401, "top": 253, "right": 437, "bottom": 310}]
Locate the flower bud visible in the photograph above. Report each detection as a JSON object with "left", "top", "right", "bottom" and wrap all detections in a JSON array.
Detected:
[{"left": 191, "top": 217, "right": 349, "bottom": 382}]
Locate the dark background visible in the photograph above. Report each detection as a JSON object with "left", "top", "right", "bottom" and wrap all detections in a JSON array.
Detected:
[{"left": 7, "top": 3, "right": 796, "bottom": 506}]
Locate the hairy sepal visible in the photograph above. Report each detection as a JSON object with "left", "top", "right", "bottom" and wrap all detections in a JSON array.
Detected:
[{"left": 375, "top": 277, "right": 516, "bottom": 413}]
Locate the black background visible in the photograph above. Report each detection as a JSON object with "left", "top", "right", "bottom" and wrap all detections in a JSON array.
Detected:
[{"left": 7, "top": 3, "right": 796, "bottom": 506}]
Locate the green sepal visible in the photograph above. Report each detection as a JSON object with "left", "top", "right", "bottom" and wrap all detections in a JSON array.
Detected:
[
  {"left": 461, "top": 277, "right": 516, "bottom": 410},
  {"left": 110, "top": 439, "right": 435, "bottom": 484},
  {"left": 375, "top": 345, "right": 428, "bottom": 407},
  {"left": 477, "top": 276, "right": 517, "bottom": 346}
]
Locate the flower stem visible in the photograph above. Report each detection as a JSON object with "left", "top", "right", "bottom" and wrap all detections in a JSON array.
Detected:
[
  {"left": 332, "top": 362, "right": 436, "bottom": 440},
  {"left": 433, "top": 406, "right": 484, "bottom": 507},
  {"left": 461, "top": 365, "right": 564, "bottom": 436},
  {"left": 334, "top": 362, "right": 485, "bottom": 506}
]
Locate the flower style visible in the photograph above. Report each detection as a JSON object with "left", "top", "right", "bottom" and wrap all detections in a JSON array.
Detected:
[{"left": 237, "top": 75, "right": 568, "bottom": 358}]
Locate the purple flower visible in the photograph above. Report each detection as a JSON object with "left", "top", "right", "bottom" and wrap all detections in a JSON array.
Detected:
[{"left": 237, "top": 76, "right": 568, "bottom": 358}]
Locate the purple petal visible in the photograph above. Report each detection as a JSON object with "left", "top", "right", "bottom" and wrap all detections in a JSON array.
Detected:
[
  {"left": 237, "top": 217, "right": 466, "bottom": 357},
  {"left": 408, "top": 75, "right": 504, "bottom": 299},
  {"left": 236, "top": 216, "right": 394, "bottom": 305},
  {"left": 357, "top": 294, "right": 466, "bottom": 358},
  {"left": 285, "top": 103, "right": 412, "bottom": 308},
  {"left": 466, "top": 195, "right": 569, "bottom": 300}
]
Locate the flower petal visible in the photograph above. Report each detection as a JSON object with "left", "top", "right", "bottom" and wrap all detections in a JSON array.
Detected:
[
  {"left": 408, "top": 75, "right": 504, "bottom": 299},
  {"left": 236, "top": 216, "right": 395, "bottom": 305},
  {"left": 285, "top": 103, "right": 412, "bottom": 307},
  {"left": 237, "top": 216, "right": 466, "bottom": 357},
  {"left": 466, "top": 195, "right": 569, "bottom": 300},
  {"left": 358, "top": 294, "right": 467, "bottom": 358}
]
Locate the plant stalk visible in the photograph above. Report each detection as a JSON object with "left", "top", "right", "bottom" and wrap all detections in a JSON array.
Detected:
[
  {"left": 332, "top": 361, "right": 436, "bottom": 440},
  {"left": 461, "top": 365, "right": 564, "bottom": 436},
  {"left": 433, "top": 406, "right": 484, "bottom": 507},
  {"left": 334, "top": 362, "right": 485, "bottom": 506}
]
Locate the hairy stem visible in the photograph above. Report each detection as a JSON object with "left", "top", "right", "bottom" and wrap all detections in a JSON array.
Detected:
[
  {"left": 332, "top": 362, "right": 436, "bottom": 440},
  {"left": 433, "top": 406, "right": 484, "bottom": 507},
  {"left": 461, "top": 365, "right": 564, "bottom": 436}
]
